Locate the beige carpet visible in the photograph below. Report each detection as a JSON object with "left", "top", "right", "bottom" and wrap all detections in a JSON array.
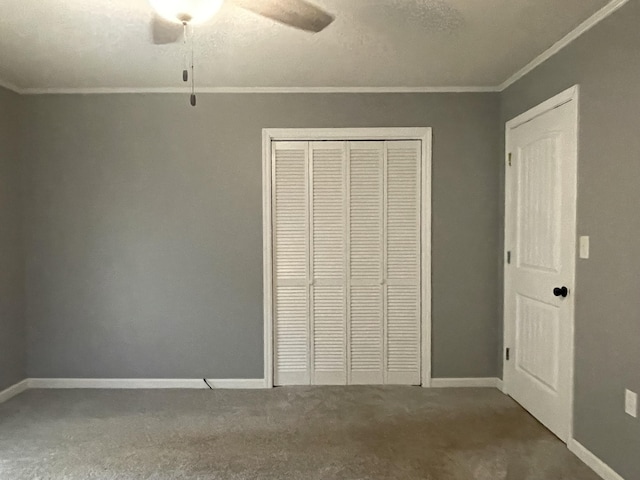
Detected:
[{"left": 0, "top": 386, "right": 599, "bottom": 479}]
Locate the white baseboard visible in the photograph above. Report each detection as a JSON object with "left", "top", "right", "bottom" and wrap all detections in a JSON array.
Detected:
[
  {"left": 568, "top": 439, "right": 625, "bottom": 480},
  {"left": 28, "top": 378, "right": 267, "bottom": 389},
  {"left": 204, "top": 379, "right": 266, "bottom": 389},
  {"left": 7, "top": 378, "right": 505, "bottom": 391},
  {"left": 430, "top": 377, "right": 502, "bottom": 388},
  {"left": 0, "top": 379, "right": 30, "bottom": 404}
]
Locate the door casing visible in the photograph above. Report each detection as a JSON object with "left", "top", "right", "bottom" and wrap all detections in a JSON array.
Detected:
[{"left": 262, "top": 128, "right": 432, "bottom": 388}]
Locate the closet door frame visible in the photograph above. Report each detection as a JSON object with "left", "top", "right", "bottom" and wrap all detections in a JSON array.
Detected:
[{"left": 263, "top": 128, "right": 432, "bottom": 388}]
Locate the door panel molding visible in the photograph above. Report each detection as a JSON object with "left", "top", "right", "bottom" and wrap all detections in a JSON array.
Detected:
[{"left": 263, "top": 128, "right": 432, "bottom": 388}]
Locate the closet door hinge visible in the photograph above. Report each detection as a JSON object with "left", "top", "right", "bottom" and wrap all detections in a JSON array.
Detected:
[
  {"left": 508, "top": 153, "right": 512, "bottom": 167},
  {"left": 507, "top": 251, "right": 511, "bottom": 264},
  {"left": 505, "top": 348, "right": 511, "bottom": 361}
]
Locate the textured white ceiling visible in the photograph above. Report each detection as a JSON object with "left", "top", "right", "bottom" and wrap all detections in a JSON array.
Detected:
[{"left": 0, "top": 0, "right": 611, "bottom": 90}]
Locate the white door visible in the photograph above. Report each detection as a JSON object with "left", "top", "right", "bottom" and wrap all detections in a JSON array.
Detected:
[
  {"left": 273, "top": 139, "right": 423, "bottom": 386},
  {"left": 310, "top": 142, "right": 348, "bottom": 385},
  {"left": 504, "top": 87, "right": 578, "bottom": 442},
  {"left": 384, "top": 141, "right": 422, "bottom": 385},
  {"left": 348, "top": 142, "right": 385, "bottom": 384},
  {"left": 272, "top": 142, "right": 310, "bottom": 386}
]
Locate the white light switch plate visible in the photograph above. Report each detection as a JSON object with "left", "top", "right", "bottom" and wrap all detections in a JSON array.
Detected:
[
  {"left": 579, "top": 236, "right": 590, "bottom": 259},
  {"left": 625, "top": 390, "right": 638, "bottom": 418}
]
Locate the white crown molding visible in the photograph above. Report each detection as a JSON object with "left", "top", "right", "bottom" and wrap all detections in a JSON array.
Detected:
[
  {"left": 28, "top": 378, "right": 267, "bottom": 389},
  {"left": 568, "top": 439, "right": 626, "bottom": 480},
  {"left": 18, "top": 86, "right": 499, "bottom": 95},
  {"left": 0, "top": 379, "right": 29, "bottom": 404},
  {"left": 430, "top": 378, "right": 502, "bottom": 388},
  {"left": 498, "top": 0, "right": 630, "bottom": 91}
]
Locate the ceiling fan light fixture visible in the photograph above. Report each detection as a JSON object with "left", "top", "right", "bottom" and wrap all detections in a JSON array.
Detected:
[{"left": 149, "top": 0, "right": 224, "bottom": 25}]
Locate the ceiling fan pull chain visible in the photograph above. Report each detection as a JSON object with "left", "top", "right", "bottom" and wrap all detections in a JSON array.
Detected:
[
  {"left": 190, "top": 26, "right": 196, "bottom": 107},
  {"left": 182, "top": 22, "right": 189, "bottom": 82}
]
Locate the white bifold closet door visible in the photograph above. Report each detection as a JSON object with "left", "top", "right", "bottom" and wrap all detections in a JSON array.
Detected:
[
  {"left": 310, "top": 142, "right": 348, "bottom": 384},
  {"left": 273, "top": 140, "right": 421, "bottom": 386}
]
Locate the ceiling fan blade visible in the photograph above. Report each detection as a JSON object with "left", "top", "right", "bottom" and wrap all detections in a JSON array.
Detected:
[
  {"left": 151, "top": 14, "right": 184, "bottom": 45},
  {"left": 232, "top": 0, "right": 334, "bottom": 33}
]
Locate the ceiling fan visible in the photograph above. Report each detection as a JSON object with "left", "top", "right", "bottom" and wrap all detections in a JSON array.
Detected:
[{"left": 148, "top": 0, "right": 335, "bottom": 106}]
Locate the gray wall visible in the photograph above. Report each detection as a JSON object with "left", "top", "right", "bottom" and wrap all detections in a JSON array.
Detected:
[
  {"left": 500, "top": 0, "right": 640, "bottom": 477},
  {"left": 0, "top": 86, "right": 26, "bottom": 391},
  {"left": 22, "top": 92, "right": 501, "bottom": 380}
]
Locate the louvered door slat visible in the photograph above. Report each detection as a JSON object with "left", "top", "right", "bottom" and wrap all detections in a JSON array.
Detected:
[
  {"left": 349, "top": 144, "right": 383, "bottom": 281},
  {"left": 275, "top": 285, "right": 308, "bottom": 382},
  {"left": 310, "top": 142, "right": 347, "bottom": 385},
  {"left": 312, "top": 143, "right": 346, "bottom": 281},
  {"left": 313, "top": 285, "right": 346, "bottom": 384},
  {"left": 348, "top": 142, "right": 384, "bottom": 384},
  {"left": 387, "top": 285, "right": 420, "bottom": 384},
  {"left": 273, "top": 142, "right": 310, "bottom": 385},
  {"left": 350, "top": 285, "right": 384, "bottom": 384},
  {"left": 385, "top": 141, "right": 421, "bottom": 385},
  {"left": 274, "top": 147, "right": 308, "bottom": 281}
]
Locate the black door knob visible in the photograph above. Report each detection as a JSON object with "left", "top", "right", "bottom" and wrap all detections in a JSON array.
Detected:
[{"left": 553, "top": 286, "right": 568, "bottom": 298}]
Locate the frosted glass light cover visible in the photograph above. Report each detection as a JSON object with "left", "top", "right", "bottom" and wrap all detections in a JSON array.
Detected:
[{"left": 149, "top": 0, "right": 224, "bottom": 24}]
